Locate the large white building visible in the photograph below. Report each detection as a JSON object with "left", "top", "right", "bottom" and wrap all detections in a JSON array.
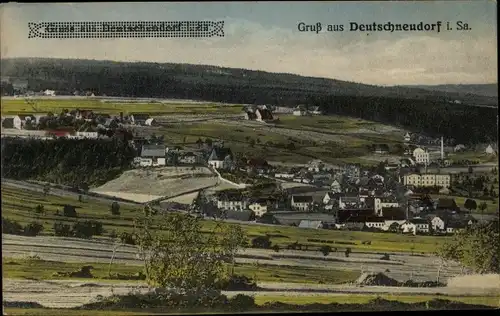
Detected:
[
  {"left": 402, "top": 173, "right": 451, "bottom": 188},
  {"left": 413, "top": 148, "right": 430, "bottom": 165},
  {"left": 374, "top": 198, "right": 399, "bottom": 214}
]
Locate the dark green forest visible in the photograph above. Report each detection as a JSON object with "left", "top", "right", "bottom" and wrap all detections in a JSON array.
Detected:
[
  {"left": 1, "top": 58, "right": 498, "bottom": 144},
  {"left": 1, "top": 137, "right": 136, "bottom": 187}
]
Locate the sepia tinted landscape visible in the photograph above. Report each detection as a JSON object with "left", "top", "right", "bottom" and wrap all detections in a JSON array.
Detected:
[{"left": 1, "top": 1, "right": 499, "bottom": 315}]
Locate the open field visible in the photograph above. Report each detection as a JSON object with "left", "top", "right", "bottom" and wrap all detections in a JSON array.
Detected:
[
  {"left": 2, "top": 183, "right": 451, "bottom": 254},
  {"left": 90, "top": 166, "right": 220, "bottom": 203},
  {"left": 0, "top": 98, "right": 242, "bottom": 115},
  {"left": 154, "top": 115, "right": 407, "bottom": 165},
  {"left": 2, "top": 234, "right": 465, "bottom": 284},
  {"left": 3, "top": 278, "right": 500, "bottom": 310},
  {"left": 447, "top": 151, "right": 499, "bottom": 164},
  {"left": 2, "top": 258, "right": 358, "bottom": 285}
]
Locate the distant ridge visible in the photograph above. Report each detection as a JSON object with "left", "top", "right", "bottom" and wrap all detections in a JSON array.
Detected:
[
  {"left": 400, "top": 84, "right": 498, "bottom": 98},
  {"left": 0, "top": 57, "right": 497, "bottom": 106}
]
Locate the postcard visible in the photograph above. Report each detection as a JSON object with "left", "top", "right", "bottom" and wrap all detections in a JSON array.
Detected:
[{"left": 1, "top": 1, "right": 498, "bottom": 314}]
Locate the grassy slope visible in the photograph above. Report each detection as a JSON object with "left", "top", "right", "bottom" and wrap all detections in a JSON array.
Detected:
[
  {"left": 2, "top": 184, "right": 448, "bottom": 253},
  {"left": 430, "top": 194, "right": 499, "bottom": 214},
  {"left": 3, "top": 258, "right": 359, "bottom": 285}
]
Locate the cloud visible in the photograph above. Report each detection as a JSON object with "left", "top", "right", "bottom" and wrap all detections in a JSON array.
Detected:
[{"left": 1, "top": 11, "right": 496, "bottom": 85}]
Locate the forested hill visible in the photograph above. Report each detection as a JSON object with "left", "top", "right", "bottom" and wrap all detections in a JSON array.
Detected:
[
  {"left": 1, "top": 58, "right": 498, "bottom": 144},
  {"left": 1, "top": 58, "right": 497, "bottom": 106},
  {"left": 401, "top": 84, "right": 498, "bottom": 98}
]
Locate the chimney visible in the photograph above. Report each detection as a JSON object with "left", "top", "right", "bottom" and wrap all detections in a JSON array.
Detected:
[{"left": 441, "top": 136, "right": 444, "bottom": 160}]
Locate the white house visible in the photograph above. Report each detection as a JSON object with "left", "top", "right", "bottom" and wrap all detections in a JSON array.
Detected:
[
  {"left": 364, "top": 218, "right": 386, "bottom": 230},
  {"left": 330, "top": 180, "right": 342, "bottom": 193},
  {"left": 454, "top": 144, "right": 466, "bottom": 152},
  {"left": 208, "top": 147, "right": 233, "bottom": 170},
  {"left": 413, "top": 148, "right": 430, "bottom": 165},
  {"left": 485, "top": 144, "right": 497, "bottom": 155},
  {"left": 217, "top": 193, "right": 248, "bottom": 211},
  {"left": 293, "top": 105, "right": 308, "bottom": 116},
  {"left": 431, "top": 216, "right": 446, "bottom": 232},
  {"left": 401, "top": 218, "right": 429, "bottom": 235},
  {"left": 274, "top": 173, "right": 294, "bottom": 179},
  {"left": 307, "top": 159, "right": 324, "bottom": 172},
  {"left": 13, "top": 114, "right": 36, "bottom": 130},
  {"left": 323, "top": 192, "right": 336, "bottom": 205},
  {"left": 248, "top": 201, "right": 268, "bottom": 217},
  {"left": 76, "top": 131, "right": 99, "bottom": 139},
  {"left": 136, "top": 144, "right": 166, "bottom": 167},
  {"left": 310, "top": 106, "right": 322, "bottom": 115},
  {"left": 291, "top": 195, "right": 313, "bottom": 211},
  {"left": 144, "top": 118, "right": 157, "bottom": 126},
  {"left": 404, "top": 132, "right": 411, "bottom": 142},
  {"left": 43, "top": 89, "right": 56, "bottom": 96}
]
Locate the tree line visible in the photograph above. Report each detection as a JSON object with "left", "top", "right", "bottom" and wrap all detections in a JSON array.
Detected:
[{"left": 1, "top": 137, "right": 136, "bottom": 186}]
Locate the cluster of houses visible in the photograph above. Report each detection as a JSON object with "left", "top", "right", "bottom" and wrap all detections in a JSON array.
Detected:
[
  {"left": 1, "top": 109, "right": 159, "bottom": 140},
  {"left": 194, "top": 155, "right": 494, "bottom": 235},
  {"left": 292, "top": 105, "right": 322, "bottom": 116}
]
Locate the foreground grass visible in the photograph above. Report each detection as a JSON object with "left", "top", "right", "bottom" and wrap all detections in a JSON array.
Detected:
[
  {"left": 255, "top": 294, "right": 500, "bottom": 307},
  {"left": 2, "top": 184, "right": 448, "bottom": 254},
  {"left": 0, "top": 98, "right": 242, "bottom": 115},
  {"left": 3, "top": 258, "right": 359, "bottom": 285},
  {"left": 4, "top": 294, "right": 499, "bottom": 315}
]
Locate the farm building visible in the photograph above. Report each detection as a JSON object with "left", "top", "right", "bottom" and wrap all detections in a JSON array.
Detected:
[
  {"left": 134, "top": 144, "right": 167, "bottom": 167},
  {"left": 244, "top": 108, "right": 275, "bottom": 123},
  {"left": 485, "top": 144, "right": 498, "bottom": 155},
  {"left": 292, "top": 105, "right": 312, "bottom": 116},
  {"left": 129, "top": 113, "right": 151, "bottom": 126},
  {"left": 310, "top": 106, "right": 322, "bottom": 115},
  {"left": 13, "top": 114, "right": 37, "bottom": 130}
]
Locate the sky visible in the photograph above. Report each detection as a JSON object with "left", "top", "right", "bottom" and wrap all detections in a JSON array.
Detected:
[{"left": 0, "top": 1, "right": 497, "bottom": 86}]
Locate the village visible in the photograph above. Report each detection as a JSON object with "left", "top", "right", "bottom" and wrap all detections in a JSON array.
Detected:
[{"left": 2, "top": 104, "right": 498, "bottom": 237}]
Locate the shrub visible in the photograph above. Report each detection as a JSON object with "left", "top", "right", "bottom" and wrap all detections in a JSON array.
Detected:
[
  {"left": 109, "top": 230, "right": 117, "bottom": 239},
  {"left": 320, "top": 245, "right": 332, "bottom": 256},
  {"left": 110, "top": 202, "right": 120, "bottom": 215},
  {"left": 23, "top": 222, "right": 44, "bottom": 237},
  {"left": 54, "top": 222, "right": 73, "bottom": 237},
  {"left": 345, "top": 247, "right": 352, "bottom": 258},
  {"left": 72, "top": 221, "right": 95, "bottom": 239},
  {"left": 218, "top": 275, "right": 257, "bottom": 291},
  {"left": 63, "top": 205, "right": 77, "bottom": 217},
  {"left": 89, "top": 220, "right": 104, "bottom": 236},
  {"left": 272, "top": 244, "right": 280, "bottom": 252},
  {"left": 229, "top": 294, "right": 256, "bottom": 311},
  {"left": 251, "top": 235, "right": 272, "bottom": 249},
  {"left": 34, "top": 204, "right": 45, "bottom": 214},
  {"left": 2, "top": 217, "right": 23, "bottom": 235},
  {"left": 120, "top": 232, "right": 136, "bottom": 245}
]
